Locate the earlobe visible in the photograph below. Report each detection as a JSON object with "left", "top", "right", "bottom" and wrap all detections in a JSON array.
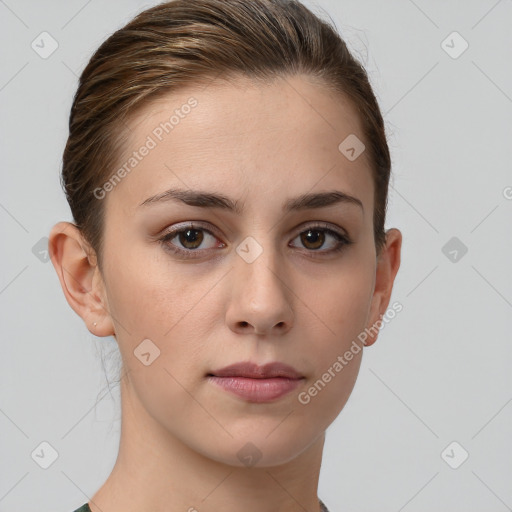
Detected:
[
  {"left": 363, "top": 228, "right": 402, "bottom": 347},
  {"left": 48, "top": 221, "right": 114, "bottom": 337}
]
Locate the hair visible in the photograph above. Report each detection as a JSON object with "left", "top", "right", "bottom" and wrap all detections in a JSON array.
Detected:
[{"left": 62, "top": 0, "right": 391, "bottom": 273}]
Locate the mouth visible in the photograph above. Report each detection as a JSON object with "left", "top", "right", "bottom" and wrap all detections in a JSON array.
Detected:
[
  {"left": 207, "top": 361, "right": 305, "bottom": 403},
  {"left": 208, "top": 361, "right": 303, "bottom": 379}
]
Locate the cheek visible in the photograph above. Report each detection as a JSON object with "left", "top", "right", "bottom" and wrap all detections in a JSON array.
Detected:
[
  {"left": 105, "top": 255, "right": 218, "bottom": 414},
  {"left": 102, "top": 251, "right": 227, "bottom": 402},
  {"left": 305, "top": 259, "right": 374, "bottom": 348},
  {"left": 296, "top": 280, "right": 370, "bottom": 426},
  {"left": 104, "top": 243, "right": 218, "bottom": 336},
  {"left": 298, "top": 258, "right": 374, "bottom": 400}
]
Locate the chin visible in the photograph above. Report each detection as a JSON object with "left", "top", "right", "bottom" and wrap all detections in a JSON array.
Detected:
[{"left": 200, "top": 426, "right": 321, "bottom": 469}]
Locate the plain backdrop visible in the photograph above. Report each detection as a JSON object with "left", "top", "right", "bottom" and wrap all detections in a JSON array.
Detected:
[{"left": 1, "top": 1, "right": 511, "bottom": 511}]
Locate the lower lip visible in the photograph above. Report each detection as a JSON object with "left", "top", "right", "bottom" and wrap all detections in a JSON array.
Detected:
[{"left": 207, "top": 376, "right": 303, "bottom": 402}]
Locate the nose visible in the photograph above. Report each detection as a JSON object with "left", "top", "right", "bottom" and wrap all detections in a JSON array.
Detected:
[{"left": 225, "top": 242, "right": 294, "bottom": 337}]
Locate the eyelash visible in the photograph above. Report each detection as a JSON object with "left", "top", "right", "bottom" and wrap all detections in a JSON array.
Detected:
[{"left": 158, "top": 222, "right": 353, "bottom": 259}]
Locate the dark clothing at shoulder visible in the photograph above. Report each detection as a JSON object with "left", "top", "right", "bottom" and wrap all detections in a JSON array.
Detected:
[
  {"left": 73, "top": 500, "right": 330, "bottom": 511},
  {"left": 72, "top": 504, "right": 91, "bottom": 512}
]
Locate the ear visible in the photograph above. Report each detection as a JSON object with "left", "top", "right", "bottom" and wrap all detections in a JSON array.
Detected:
[
  {"left": 363, "top": 228, "right": 402, "bottom": 347},
  {"left": 48, "top": 221, "right": 115, "bottom": 337}
]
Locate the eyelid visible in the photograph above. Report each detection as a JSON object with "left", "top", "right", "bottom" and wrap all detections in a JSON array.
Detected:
[
  {"left": 160, "top": 220, "right": 349, "bottom": 241},
  {"left": 160, "top": 222, "right": 222, "bottom": 245},
  {"left": 159, "top": 220, "right": 220, "bottom": 239},
  {"left": 291, "top": 220, "right": 349, "bottom": 239}
]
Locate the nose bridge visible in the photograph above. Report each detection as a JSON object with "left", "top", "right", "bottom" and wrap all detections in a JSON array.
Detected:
[
  {"left": 228, "top": 233, "right": 293, "bottom": 334},
  {"left": 237, "top": 235, "right": 283, "bottom": 303}
]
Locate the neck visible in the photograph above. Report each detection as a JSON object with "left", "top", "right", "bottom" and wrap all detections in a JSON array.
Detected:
[{"left": 88, "top": 373, "right": 326, "bottom": 512}]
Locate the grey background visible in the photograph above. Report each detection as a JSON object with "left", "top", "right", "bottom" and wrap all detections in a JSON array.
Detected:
[{"left": 1, "top": 0, "right": 511, "bottom": 511}]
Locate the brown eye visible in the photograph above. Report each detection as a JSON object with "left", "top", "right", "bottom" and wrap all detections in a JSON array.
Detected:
[
  {"left": 290, "top": 224, "right": 352, "bottom": 255},
  {"left": 178, "top": 228, "right": 204, "bottom": 249},
  {"left": 300, "top": 229, "right": 325, "bottom": 250},
  {"left": 159, "top": 223, "right": 225, "bottom": 259}
]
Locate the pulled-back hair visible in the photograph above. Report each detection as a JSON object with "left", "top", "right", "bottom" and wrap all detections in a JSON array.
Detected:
[{"left": 62, "top": 0, "right": 391, "bottom": 270}]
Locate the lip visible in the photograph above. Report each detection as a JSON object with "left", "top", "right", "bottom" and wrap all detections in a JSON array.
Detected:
[
  {"left": 207, "top": 361, "right": 305, "bottom": 403},
  {"left": 208, "top": 361, "right": 303, "bottom": 379}
]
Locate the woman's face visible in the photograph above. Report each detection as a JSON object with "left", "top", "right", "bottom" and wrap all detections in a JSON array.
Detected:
[{"left": 89, "top": 74, "right": 397, "bottom": 467}]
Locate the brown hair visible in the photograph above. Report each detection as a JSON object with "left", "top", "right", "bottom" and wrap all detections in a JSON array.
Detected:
[{"left": 62, "top": 0, "right": 391, "bottom": 270}]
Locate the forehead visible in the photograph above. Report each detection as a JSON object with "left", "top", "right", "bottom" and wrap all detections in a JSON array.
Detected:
[{"left": 106, "top": 74, "right": 374, "bottom": 217}]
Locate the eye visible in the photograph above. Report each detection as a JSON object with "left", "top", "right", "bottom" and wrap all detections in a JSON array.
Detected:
[
  {"left": 289, "top": 223, "right": 351, "bottom": 254},
  {"left": 159, "top": 223, "right": 225, "bottom": 258},
  {"left": 158, "top": 221, "right": 352, "bottom": 260}
]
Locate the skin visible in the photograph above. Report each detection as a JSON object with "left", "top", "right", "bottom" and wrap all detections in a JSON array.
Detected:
[{"left": 49, "top": 73, "right": 401, "bottom": 512}]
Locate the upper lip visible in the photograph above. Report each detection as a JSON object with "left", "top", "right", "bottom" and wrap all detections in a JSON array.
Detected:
[{"left": 208, "top": 361, "right": 303, "bottom": 379}]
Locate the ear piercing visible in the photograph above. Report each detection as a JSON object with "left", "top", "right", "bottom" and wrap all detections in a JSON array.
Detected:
[{"left": 93, "top": 322, "right": 97, "bottom": 327}]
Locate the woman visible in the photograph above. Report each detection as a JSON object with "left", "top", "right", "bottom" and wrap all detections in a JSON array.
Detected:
[{"left": 49, "top": 0, "right": 402, "bottom": 510}]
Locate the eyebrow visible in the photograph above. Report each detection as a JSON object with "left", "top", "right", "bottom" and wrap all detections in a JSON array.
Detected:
[{"left": 139, "top": 188, "right": 363, "bottom": 214}]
